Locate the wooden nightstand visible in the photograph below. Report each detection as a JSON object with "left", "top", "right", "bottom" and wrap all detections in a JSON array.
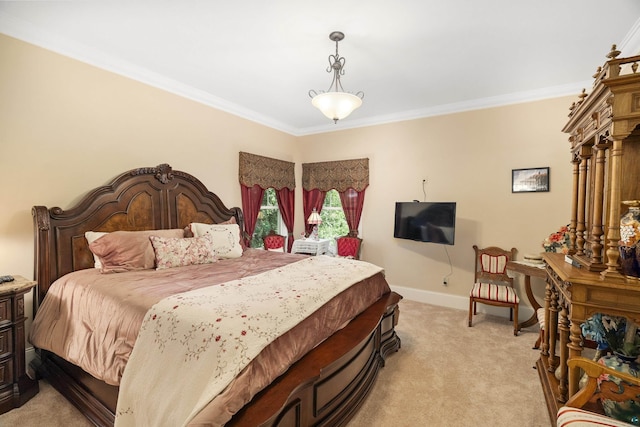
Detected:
[{"left": 0, "top": 275, "right": 38, "bottom": 414}]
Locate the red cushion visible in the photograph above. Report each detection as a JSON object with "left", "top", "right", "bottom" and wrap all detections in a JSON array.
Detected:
[
  {"left": 337, "top": 237, "right": 360, "bottom": 258},
  {"left": 264, "top": 234, "right": 284, "bottom": 250}
]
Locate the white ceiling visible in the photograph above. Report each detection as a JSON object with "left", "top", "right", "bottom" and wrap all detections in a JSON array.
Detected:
[{"left": 1, "top": 1, "right": 640, "bottom": 136}]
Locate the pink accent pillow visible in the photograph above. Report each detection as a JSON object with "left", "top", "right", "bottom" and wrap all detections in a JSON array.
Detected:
[
  {"left": 149, "top": 235, "right": 218, "bottom": 270},
  {"left": 89, "top": 229, "right": 184, "bottom": 273}
]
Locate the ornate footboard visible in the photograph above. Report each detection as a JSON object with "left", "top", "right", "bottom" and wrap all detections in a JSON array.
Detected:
[
  {"left": 34, "top": 291, "right": 401, "bottom": 426},
  {"left": 229, "top": 291, "right": 402, "bottom": 427}
]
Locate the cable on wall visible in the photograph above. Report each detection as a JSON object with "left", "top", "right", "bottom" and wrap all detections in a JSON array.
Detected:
[{"left": 422, "top": 179, "right": 427, "bottom": 202}]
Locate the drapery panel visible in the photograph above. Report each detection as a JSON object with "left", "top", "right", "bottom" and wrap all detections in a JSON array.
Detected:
[
  {"left": 239, "top": 152, "right": 295, "bottom": 249},
  {"left": 339, "top": 188, "right": 366, "bottom": 237},
  {"left": 275, "top": 187, "right": 295, "bottom": 252},
  {"left": 303, "top": 189, "right": 326, "bottom": 237},
  {"left": 240, "top": 184, "right": 265, "bottom": 247},
  {"left": 301, "top": 158, "right": 369, "bottom": 192}
]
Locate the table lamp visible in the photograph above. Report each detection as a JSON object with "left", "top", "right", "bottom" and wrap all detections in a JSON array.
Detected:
[{"left": 307, "top": 208, "right": 322, "bottom": 241}]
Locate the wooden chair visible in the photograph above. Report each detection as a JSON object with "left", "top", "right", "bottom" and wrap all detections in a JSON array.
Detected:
[
  {"left": 263, "top": 230, "right": 285, "bottom": 252},
  {"left": 468, "top": 245, "right": 519, "bottom": 335},
  {"left": 556, "top": 357, "right": 640, "bottom": 426},
  {"left": 335, "top": 236, "right": 362, "bottom": 259}
]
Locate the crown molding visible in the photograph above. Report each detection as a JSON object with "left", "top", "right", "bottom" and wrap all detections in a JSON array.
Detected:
[
  {"left": 0, "top": 12, "right": 298, "bottom": 135},
  {"left": 3, "top": 12, "right": 640, "bottom": 137}
]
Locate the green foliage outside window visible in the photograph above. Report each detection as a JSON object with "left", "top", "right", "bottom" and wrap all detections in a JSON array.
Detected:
[
  {"left": 249, "top": 189, "right": 351, "bottom": 249},
  {"left": 319, "top": 190, "right": 349, "bottom": 239}
]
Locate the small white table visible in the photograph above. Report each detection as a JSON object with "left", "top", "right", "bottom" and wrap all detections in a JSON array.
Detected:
[{"left": 291, "top": 238, "right": 330, "bottom": 256}]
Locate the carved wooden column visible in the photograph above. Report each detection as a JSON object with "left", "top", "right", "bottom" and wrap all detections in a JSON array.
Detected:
[
  {"left": 588, "top": 136, "right": 610, "bottom": 264},
  {"left": 575, "top": 146, "right": 591, "bottom": 256},
  {"left": 557, "top": 302, "right": 570, "bottom": 403},
  {"left": 568, "top": 316, "right": 584, "bottom": 397},
  {"left": 568, "top": 154, "right": 580, "bottom": 254},
  {"left": 548, "top": 286, "right": 560, "bottom": 372},
  {"left": 541, "top": 280, "right": 552, "bottom": 357},
  {"left": 603, "top": 137, "right": 625, "bottom": 279}
]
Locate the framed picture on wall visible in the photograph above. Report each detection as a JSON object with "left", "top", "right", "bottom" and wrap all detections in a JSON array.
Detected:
[{"left": 512, "top": 167, "right": 550, "bottom": 193}]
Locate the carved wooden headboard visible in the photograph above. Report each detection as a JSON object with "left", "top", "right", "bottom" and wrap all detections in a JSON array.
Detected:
[{"left": 32, "top": 163, "right": 244, "bottom": 307}]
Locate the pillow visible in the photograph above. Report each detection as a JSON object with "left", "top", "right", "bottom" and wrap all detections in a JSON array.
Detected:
[
  {"left": 149, "top": 235, "right": 217, "bottom": 270},
  {"left": 189, "top": 223, "right": 243, "bottom": 259},
  {"left": 85, "top": 231, "right": 108, "bottom": 268},
  {"left": 88, "top": 229, "right": 184, "bottom": 273},
  {"left": 183, "top": 216, "right": 237, "bottom": 238}
]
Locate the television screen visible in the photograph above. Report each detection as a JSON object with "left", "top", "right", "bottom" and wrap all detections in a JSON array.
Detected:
[{"left": 393, "top": 202, "right": 456, "bottom": 245}]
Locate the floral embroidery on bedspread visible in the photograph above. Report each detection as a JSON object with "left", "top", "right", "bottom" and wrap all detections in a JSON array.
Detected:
[{"left": 114, "top": 255, "right": 383, "bottom": 427}]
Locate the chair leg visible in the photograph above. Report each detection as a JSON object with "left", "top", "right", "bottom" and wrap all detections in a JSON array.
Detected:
[
  {"left": 468, "top": 298, "right": 473, "bottom": 327},
  {"left": 513, "top": 304, "right": 519, "bottom": 336},
  {"left": 533, "top": 329, "right": 542, "bottom": 349}
]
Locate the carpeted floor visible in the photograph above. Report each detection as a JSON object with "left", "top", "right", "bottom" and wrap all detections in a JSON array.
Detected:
[{"left": 0, "top": 299, "right": 551, "bottom": 426}]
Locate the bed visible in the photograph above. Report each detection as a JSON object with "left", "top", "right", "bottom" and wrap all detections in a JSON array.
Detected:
[{"left": 30, "top": 163, "right": 402, "bottom": 426}]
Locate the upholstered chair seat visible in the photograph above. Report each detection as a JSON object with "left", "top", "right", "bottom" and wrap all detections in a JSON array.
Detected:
[{"left": 263, "top": 231, "right": 286, "bottom": 252}]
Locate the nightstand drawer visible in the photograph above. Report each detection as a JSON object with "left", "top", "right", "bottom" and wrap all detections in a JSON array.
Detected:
[
  {"left": 0, "top": 328, "right": 11, "bottom": 359},
  {"left": 0, "top": 298, "right": 10, "bottom": 325},
  {"left": 0, "top": 358, "right": 13, "bottom": 387}
]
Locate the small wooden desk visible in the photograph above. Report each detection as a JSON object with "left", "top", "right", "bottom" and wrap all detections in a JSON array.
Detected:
[{"left": 506, "top": 260, "right": 547, "bottom": 329}]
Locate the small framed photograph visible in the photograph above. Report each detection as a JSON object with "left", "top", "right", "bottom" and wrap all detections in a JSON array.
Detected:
[{"left": 512, "top": 167, "right": 550, "bottom": 193}]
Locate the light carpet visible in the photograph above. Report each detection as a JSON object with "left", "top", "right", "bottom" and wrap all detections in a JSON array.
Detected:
[{"left": 0, "top": 299, "right": 551, "bottom": 426}]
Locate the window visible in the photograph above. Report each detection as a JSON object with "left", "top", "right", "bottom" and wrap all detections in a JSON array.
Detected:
[
  {"left": 250, "top": 188, "right": 285, "bottom": 248},
  {"left": 318, "top": 190, "right": 349, "bottom": 241}
]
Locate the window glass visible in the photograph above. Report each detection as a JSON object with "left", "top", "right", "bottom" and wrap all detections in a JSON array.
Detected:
[
  {"left": 318, "top": 190, "right": 349, "bottom": 242},
  {"left": 251, "top": 188, "right": 282, "bottom": 248}
]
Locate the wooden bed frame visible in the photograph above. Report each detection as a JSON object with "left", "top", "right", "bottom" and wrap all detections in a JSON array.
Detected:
[{"left": 31, "top": 163, "right": 402, "bottom": 426}]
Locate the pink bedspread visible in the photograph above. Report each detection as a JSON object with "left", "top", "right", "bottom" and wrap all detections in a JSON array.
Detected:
[{"left": 29, "top": 249, "right": 391, "bottom": 425}]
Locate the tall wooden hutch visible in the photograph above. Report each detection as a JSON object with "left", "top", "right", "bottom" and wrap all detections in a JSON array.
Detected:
[{"left": 538, "top": 46, "right": 640, "bottom": 423}]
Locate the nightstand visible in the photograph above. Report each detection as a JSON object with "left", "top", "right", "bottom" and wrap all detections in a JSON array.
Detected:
[
  {"left": 0, "top": 275, "right": 38, "bottom": 414},
  {"left": 291, "top": 238, "right": 330, "bottom": 256}
]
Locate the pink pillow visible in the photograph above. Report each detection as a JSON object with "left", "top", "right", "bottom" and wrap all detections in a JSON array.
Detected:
[
  {"left": 89, "top": 229, "right": 184, "bottom": 273},
  {"left": 150, "top": 235, "right": 217, "bottom": 270}
]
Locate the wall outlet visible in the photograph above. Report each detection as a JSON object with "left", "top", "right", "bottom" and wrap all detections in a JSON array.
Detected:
[{"left": 443, "top": 277, "right": 448, "bottom": 286}]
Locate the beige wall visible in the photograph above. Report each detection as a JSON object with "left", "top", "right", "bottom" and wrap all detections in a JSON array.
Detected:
[
  {"left": 300, "top": 99, "right": 573, "bottom": 309},
  {"left": 1, "top": 33, "right": 575, "bottom": 323}
]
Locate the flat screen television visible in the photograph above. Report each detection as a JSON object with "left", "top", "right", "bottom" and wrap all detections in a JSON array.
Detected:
[{"left": 393, "top": 202, "right": 456, "bottom": 245}]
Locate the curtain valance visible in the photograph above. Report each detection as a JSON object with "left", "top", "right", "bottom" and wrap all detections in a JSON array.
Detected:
[
  {"left": 302, "top": 158, "right": 369, "bottom": 192},
  {"left": 239, "top": 152, "right": 295, "bottom": 190}
]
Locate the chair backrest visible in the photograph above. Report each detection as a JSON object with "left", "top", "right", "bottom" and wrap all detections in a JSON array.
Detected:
[
  {"left": 336, "top": 236, "right": 363, "bottom": 259},
  {"left": 263, "top": 231, "right": 285, "bottom": 252},
  {"left": 473, "top": 245, "right": 516, "bottom": 286}
]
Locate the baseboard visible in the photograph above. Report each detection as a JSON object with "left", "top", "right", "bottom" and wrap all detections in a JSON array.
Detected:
[
  {"left": 26, "top": 346, "right": 37, "bottom": 379},
  {"left": 389, "top": 284, "right": 536, "bottom": 329}
]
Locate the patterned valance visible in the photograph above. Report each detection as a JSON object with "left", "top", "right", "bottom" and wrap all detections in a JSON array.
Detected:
[
  {"left": 302, "top": 158, "right": 369, "bottom": 192},
  {"left": 239, "top": 152, "right": 295, "bottom": 190}
]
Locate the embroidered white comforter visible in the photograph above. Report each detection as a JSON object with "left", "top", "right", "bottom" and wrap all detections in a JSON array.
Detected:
[{"left": 115, "top": 255, "right": 384, "bottom": 427}]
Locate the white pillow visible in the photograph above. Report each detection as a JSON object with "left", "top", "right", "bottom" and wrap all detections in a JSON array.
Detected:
[
  {"left": 189, "top": 223, "right": 243, "bottom": 259},
  {"left": 85, "top": 231, "right": 108, "bottom": 268}
]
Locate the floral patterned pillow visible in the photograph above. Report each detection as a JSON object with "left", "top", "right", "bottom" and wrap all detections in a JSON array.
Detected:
[{"left": 149, "top": 235, "right": 217, "bottom": 270}]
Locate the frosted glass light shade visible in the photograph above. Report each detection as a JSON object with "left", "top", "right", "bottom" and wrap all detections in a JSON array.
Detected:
[{"left": 311, "top": 92, "right": 363, "bottom": 121}]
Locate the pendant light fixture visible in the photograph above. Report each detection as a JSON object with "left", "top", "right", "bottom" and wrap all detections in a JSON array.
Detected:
[{"left": 309, "top": 31, "right": 364, "bottom": 123}]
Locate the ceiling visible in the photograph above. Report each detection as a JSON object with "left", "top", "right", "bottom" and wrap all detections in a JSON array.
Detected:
[{"left": 2, "top": 1, "right": 640, "bottom": 136}]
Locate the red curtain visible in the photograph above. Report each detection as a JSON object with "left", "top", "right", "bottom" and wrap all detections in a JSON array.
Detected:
[
  {"left": 240, "top": 184, "right": 265, "bottom": 247},
  {"left": 339, "top": 188, "right": 366, "bottom": 237},
  {"left": 275, "top": 187, "right": 295, "bottom": 252},
  {"left": 303, "top": 189, "right": 327, "bottom": 237}
]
